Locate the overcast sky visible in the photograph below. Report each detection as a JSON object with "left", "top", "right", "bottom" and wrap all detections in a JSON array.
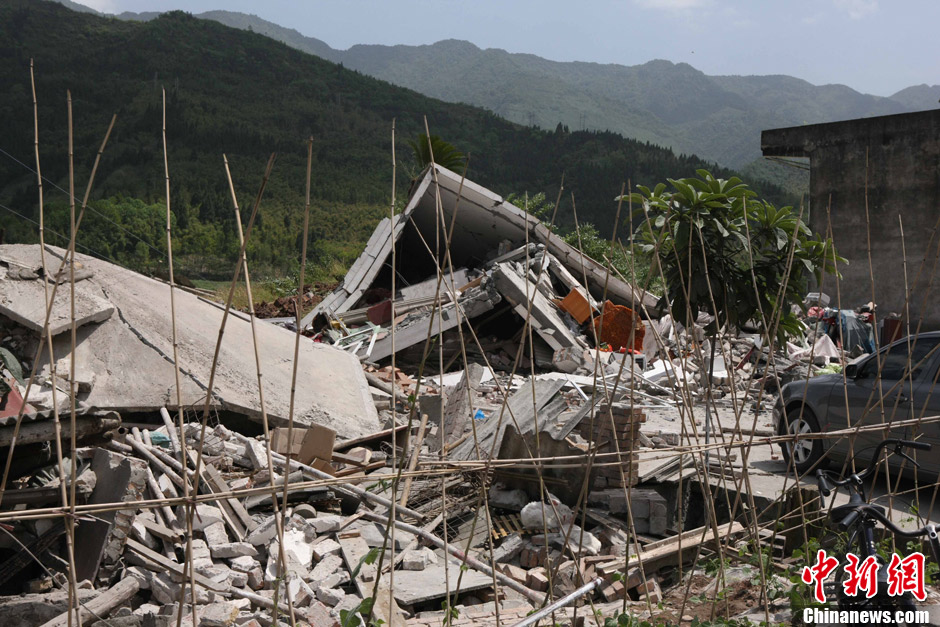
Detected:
[{"left": 76, "top": 0, "right": 938, "bottom": 97}]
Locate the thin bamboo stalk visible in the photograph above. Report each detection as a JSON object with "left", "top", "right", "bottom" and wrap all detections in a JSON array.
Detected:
[{"left": 225, "top": 156, "right": 297, "bottom": 627}]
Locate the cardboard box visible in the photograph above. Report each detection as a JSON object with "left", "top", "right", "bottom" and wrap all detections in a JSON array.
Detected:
[
  {"left": 271, "top": 425, "right": 335, "bottom": 465},
  {"left": 559, "top": 288, "right": 593, "bottom": 325}
]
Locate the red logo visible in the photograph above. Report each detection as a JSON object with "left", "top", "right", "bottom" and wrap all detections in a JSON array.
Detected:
[
  {"left": 802, "top": 551, "right": 927, "bottom": 602},
  {"left": 886, "top": 552, "right": 927, "bottom": 601},
  {"left": 842, "top": 554, "right": 879, "bottom": 599},
  {"left": 802, "top": 549, "right": 840, "bottom": 603}
]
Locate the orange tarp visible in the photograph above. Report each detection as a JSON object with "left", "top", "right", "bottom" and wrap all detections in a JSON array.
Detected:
[{"left": 592, "top": 301, "right": 644, "bottom": 352}]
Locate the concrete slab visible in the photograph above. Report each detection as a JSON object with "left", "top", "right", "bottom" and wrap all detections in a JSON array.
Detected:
[
  {"left": 390, "top": 552, "right": 493, "bottom": 605},
  {"left": 0, "top": 244, "right": 380, "bottom": 439},
  {"left": 0, "top": 264, "right": 114, "bottom": 336}
]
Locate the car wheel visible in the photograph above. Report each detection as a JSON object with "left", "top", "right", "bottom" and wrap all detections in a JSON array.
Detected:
[{"left": 781, "top": 406, "right": 824, "bottom": 475}]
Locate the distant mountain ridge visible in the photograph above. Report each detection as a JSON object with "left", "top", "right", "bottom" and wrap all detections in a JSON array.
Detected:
[
  {"left": 62, "top": 3, "right": 939, "bottom": 171},
  {"left": 5, "top": 0, "right": 780, "bottom": 279}
]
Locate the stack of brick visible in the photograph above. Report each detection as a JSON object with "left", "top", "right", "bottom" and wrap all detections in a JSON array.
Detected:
[{"left": 579, "top": 402, "right": 645, "bottom": 488}]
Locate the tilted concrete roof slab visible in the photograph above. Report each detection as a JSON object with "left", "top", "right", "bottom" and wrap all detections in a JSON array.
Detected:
[
  {"left": 0, "top": 244, "right": 380, "bottom": 439},
  {"left": 303, "top": 165, "right": 657, "bottom": 328}
]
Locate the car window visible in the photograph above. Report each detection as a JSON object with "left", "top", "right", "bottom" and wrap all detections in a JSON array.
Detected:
[{"left": 859, "top": 337, "right": 940, "bottom": 381}]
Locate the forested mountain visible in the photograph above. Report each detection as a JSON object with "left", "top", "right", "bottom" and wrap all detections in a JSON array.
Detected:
[
  {"left": 92, "top": 8, "right": 940, "bottom": 172},
  {"left": 0, "top": 0, "right": 784, "bottom": 281}
]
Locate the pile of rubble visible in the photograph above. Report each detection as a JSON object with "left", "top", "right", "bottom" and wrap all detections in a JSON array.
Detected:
[{"left": 0, "top": 166, "right": 881, "bottom": 627}]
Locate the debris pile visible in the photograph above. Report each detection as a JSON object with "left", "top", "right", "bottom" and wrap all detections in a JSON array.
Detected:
[{"left": 0, "top": 167, "right": 903, "bottom": 626}]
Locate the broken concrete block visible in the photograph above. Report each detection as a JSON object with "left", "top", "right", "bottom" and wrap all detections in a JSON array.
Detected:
[
  {"left": 229, "top": 555, "right": 261, "bottom": 573},
  {"left": 309, "top": 554, "right": 343, "bottom": 582},
  {"left": 210, "top": 542, "right": 259, "bottom": 559},
  {"left": 315, "top": 571, "right": 350, "bottom": 591},
  {"left": 192, "top": 505, "right": 225, "bottom": 531},
  {"left": 551, "top": 346, "right": 584, "bottom": 373},
  {"left": 312, "top": 537, "right": 342, "bottom": 561},
  {"left": 301, "top": 601, "right": 339, "bottom": 627},
  {"left": 199, "top": 602, "right": 241, "bottom": 627},
  {"left": 151, "top": 571, "right": 212, "bottom": 605},
  {"left": 316, "top": 586, "right": 346, "bottom": 607},
  {"left": 333, "top": 594, "right": 364, "bottom": 618},
  {"left": 247, "top": 567, "right": 264, "bottom": 591},
  {"left": 401, "top": 549, "right": 428, "bottom": 571},
  {"left": 202, "top": 521, "right": 230, "bottom": 546},
  {"left": 492, "top": 534, "right": 524, "bottom": 563},
  {"left": 266, "top": 529, "right": 314, "bottom": 583},
  {"left": 246, "top": 516, "right": 277, "bottom": 546},
  {"left": 73, "top": 448, "right": 148, "bottom": 584},
  {"left": 227, "top": 569, "right": 248, "bottom": 588},
  {"left": 309, "top": 514, "right": 343, "bottom": 534},
  {"left": 0, "top": 273, "right": 114, "bottom": 337},
  {"left": 0, "top": 588, "right": 98, "bottom": 627}
]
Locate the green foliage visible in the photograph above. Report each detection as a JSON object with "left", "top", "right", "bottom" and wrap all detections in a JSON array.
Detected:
[
  {"left": 505, "top": 191, "right": 556, "bottom": 226},
  {"left": 0, "top": 2, "right": 795, "bottom": 287},
  {"left": 505, "top": 192, "right": 661, "bottom": 296},
  {"left": 627, "top": 170, "right": 843, "bottom": 342},
  {"left": 789, "top": 539, "right": 829, "bottom": 619},
  {"left": 340, "top": 596, "right": 383, "bottom": 627},
  {"left": 440, "top": 601, "right": 460, "bottom": 626},
  {"left": 407, "top": 134, "right": 466, "bottom": 174}
]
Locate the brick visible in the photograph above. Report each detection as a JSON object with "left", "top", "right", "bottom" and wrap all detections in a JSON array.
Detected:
[
  {"left": 497, "top": 563, "right": 528, "bottom": 584},
  {"left": 634, "top": 579, "right": 662, "bottom": 604},
  {"left": 526, "top": 567, "right": 549, "bottom": 592},
  {"left": 301, "top": 601, "right": 339, "bottom": 627},
  {"left": 601, "top": 579, "right": 625, "bottom": 602}
]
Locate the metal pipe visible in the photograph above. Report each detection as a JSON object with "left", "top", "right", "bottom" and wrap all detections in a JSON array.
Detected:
[{"left": 508, "top": 577, "right": 604, "bottom": 627}]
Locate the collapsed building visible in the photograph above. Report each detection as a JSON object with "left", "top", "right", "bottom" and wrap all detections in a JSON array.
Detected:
[{"left": 0, "top": 165, "right": 905, "bottom": 627}]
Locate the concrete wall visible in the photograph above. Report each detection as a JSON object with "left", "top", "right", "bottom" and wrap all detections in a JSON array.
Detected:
[{"left": 762, "top": 110, "right": 940, "bottom": 329}]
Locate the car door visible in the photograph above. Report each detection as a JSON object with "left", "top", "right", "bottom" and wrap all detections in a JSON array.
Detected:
[
  {"left": 827, "top": 338, "right": 930, "bottom": 468},
  {"left": 906, "top": 338, "right": 940, "bottom": 476}
]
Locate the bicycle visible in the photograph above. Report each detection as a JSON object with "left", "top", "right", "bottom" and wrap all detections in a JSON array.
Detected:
[{"left": 814, "top": 438, "right": 940, "bottom": 625}]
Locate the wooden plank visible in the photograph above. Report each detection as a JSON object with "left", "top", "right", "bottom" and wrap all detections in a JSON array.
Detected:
[
  {"left": 38, "top": 577, "right": 140, "bottom": 627},
  {"left": 137, "top": 517, "right": 183, "bottom": 543},
  {"left": 185, "top": 451, "right": 245, "bottom": 541},
  {"left": 334, "top": 424, "right": 409, "bottom": 453},
  {"left": 126, "top": 538, "right": 228, "bottom": 593},
  {"left": 334, "top": 460, "right": 386, "bottom": 478},
  {"left": 596, "top": 521, "right": 746, "bottom": 576},
  {"left": 203, "top": 461, "right": 257, "bottom": 534}
]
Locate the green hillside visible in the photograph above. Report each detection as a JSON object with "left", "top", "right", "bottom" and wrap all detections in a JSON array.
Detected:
[
  {"left": 0, "top": 0, "right": 786, "bottom": 282},
  {"left": 56, "top": 5, "right": 940, "bottom": 175}
]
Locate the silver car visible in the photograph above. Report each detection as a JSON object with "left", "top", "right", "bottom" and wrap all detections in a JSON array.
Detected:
[{"left": 774, "top": 331, "right": 940, "bottom": 475}]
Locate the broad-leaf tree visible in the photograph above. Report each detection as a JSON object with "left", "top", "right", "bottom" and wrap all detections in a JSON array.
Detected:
[{"left": 625, "top": 169, "right": 843, "bottom": 343}]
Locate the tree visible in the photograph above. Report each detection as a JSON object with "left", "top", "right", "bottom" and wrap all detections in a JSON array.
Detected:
[
  {"left": 625, "top": 169, "right": 842, "bottom": 343},
  {"left": 407, "top": 134, "right": 466, "bottom": 174}
]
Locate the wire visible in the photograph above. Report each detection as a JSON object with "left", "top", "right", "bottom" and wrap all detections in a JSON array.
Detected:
[
  {"left": 0, "top": 200, "right": 133, "bottom": 266},
  {"left": 764, "top": 155, "right": 811, "bottom": 171},
  {"left": 0, "top": 144, "right": 168, "bottom": 263},
  {"left": 0, "top": 144, "right": 216, "bottom": 282}
]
